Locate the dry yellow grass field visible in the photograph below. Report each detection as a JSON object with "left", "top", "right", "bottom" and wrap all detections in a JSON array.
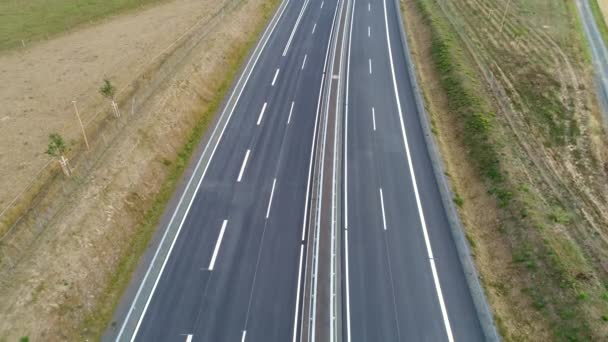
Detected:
[{"left": 0, "top": 0, "right": 278, "bottom": 339}]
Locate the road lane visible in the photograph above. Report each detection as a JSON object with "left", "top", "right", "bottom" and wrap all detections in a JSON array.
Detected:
[
  {"left": 114, "top": 0, "right": 340, "bottom": 341},
  {"left": 342, "top": 0, "right": 486, "bottom": 340}
]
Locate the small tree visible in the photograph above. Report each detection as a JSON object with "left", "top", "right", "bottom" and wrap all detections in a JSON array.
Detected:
[
  {"left": 46, "top": 133, "right": 71, "bottom": 177},
  {"left": 100, "top": 79, "right": 120, "bottom": 118}
]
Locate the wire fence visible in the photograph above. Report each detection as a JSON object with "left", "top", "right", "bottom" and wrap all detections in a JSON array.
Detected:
[{"left": 0, "top": 0, "right": 241, "bottom": 243}]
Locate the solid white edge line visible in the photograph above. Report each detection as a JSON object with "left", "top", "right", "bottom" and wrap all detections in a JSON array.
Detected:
[
  {"left": 257, "top": 102, "right": 268, "bottom": 126},
  {"left": 344, "top": 229, "right": 352, "bottom": 341},
  {"left": 288, "top": 101, "right": 295, "bottom": 124},
  {"left": 272, "top": 68, "right": 280, "bottom": 86},
  {"left": 291, "top": 244, "right": 305, "bottom": 342},
  {"left": 119, "top": 0, "right": 292, "bottom": 339},
  {"left": 372, "top": 107, "right": 376, "bottom": 131},
  {"left": 331, "top": 0, "right": 351, "bottom": 339},
  {"left": 296, "top": 74, "right": 324, "bottom": 342},
  {"left": 344, "top": 0, "right": 355, "bottom": 340},
  {"left": 302, "top": 54, "right": 308, "bottom": 70},
  {"left": 379, "top": 188, "right": 387, "bottom": 230},
  {"left": 266, "top": 178, "right": 277, "bottom": 219},
  {"left": 382, "top": 0, "right": 454, "bottom": 339},
  {"left": 208, "top": 220, "right": 228, "bottom": 270},
  {"left": 237, "top": 149, "right": 251, "bottom": 182},
  {"left": 283, "top": 0, "right": 311, "bottom": 56},
  {"left": 241, "top": 330, "right": 247, "bottom": 342}
]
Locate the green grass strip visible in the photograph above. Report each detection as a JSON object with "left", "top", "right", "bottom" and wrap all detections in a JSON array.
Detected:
[
  {"left": 413, "top": 1, "right": 597, "bottom": 340},
  {"left": 0, "top": 0, "right": 169, "bottom": 51}
]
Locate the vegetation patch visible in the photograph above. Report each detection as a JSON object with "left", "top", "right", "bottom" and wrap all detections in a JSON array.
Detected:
[
  {"left": 0, "top": 0, "right": 169, "bottom": 50},
  {"left": 411, "top": 0, "right": 608, "bottom": 340}
]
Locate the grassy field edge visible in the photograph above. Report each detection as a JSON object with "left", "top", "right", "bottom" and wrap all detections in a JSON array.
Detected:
[
  {"left": 411, "top": 0, "right": 599, "bottom": 340},
  {"left": 0, "top": 0, "right": 173, "bottom": 51},
  {"left": 78, "top": 0, "right": 280, "bottom": 338}
]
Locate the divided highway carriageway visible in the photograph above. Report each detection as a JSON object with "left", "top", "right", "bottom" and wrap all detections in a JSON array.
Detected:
[{"left": 109, "top": 0, "right": 498, "bottom": 341}]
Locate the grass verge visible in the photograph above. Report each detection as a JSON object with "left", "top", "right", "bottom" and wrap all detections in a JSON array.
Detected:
[
  {"left": 77, "top": 0, "right": 279, "bottom": 338},
  {"left": 412, "top": 0, "right": 602, "bottom": 340},
  {"left": 0, "top": 0, "right": 169, "bottom": 51}
]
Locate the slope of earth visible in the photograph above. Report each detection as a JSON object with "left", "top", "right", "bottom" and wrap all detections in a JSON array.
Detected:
[
  {"left": 402, "top": 0, "right": 608, "bottom": 340},
  {"left": 0, "top": 0, "right": 278, "bottom": 340}
]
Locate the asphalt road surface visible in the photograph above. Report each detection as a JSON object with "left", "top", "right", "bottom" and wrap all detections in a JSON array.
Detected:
[
  {"left": 114, "top": 0, "right": 340, "bottom": 340},
  {"left": 341, "top": 0, "right": 485, "bottom": 340},
  {"left": 112, "top": 0, "right": 491, "bottom": 340}
]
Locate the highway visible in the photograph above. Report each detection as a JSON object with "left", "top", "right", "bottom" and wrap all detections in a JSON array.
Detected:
[
  {"left": 577, "top": 0, "right": 608, "bottom": 124},
  {"left": 341, "top": 0, "right": 486, "bottom": 340},
  {"left": 113, "top": 0, "right": 340, "bottom": 340},
  {"left": 110, "top": 0, "right": 494, "bottom": 340}
]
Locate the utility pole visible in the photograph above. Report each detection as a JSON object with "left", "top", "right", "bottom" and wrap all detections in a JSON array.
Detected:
[
  {"left": 72, "top": 100, "right": 90, "bottom": 150},
  {"left": 499, "top": 0, "right": 512, "bottom": 33}
]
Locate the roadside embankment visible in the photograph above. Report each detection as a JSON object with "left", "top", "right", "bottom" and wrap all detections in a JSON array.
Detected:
[{"left": 402, "top": 0, "right": 608, "bottom": 340}]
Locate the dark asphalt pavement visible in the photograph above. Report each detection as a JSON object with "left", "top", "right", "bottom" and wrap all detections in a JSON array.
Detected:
[
  {"left": 116, "top": 0, "right": 340, "bottom": 341},
  {"left": 341, "top": 0, "right": 485, "bottom": 340},
  {"left": 113, "top": 0, "right": 492, "bottom": 340}
]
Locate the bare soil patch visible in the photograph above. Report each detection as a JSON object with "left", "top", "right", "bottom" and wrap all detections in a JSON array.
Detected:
[
  {"left": 0, "top": 0, "right": 226, "bottom": 231},
  {"left": 0, "top": 0, "right": 276, "bottom": 339},
  {"left": 402, "top": 0, "right": 608, "bottom": 340}
]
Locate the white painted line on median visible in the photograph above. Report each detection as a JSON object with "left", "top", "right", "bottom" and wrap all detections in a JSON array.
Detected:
[
  {"left": 302, "top": 54, "right": 308, "bottom": 70},
  {"left": 257, "top": 102, "right": 267, "bottom": 126},
  {"left": 266, "top": 178, "right": 277, "bottom": 219},
  {"left": 344, "top": 229, "right": 352, "bottom": 341},
  {"left": 368, "top": 26, "right": 371, "bottom": 37},
  {"left": 237, "top": 149, "right": 251, "bottom": 182},
  {"left": 368, "top": 2, "right": 371, "bottom": 11},
  {"left": 312, "top": 23, "right": 317, "bottom": 34},
  {"left": 382, "top": 0, "right": 454, "bottom": 339},
  {"left": 272, "top": 68, "right": 280, "bottom": 86},
  {"left": 369, "top": 58, "right": 372, "bottom": 74},
  {"left": 379, "top": 188, "right": 387, "bottom": 230},
  {"left": 185, "top": 334, "right": 193, "bottom": 342},
  {"left": 291, "top": 244, "right": 305, "bottom": 342},
  {"left": 372, "top": 107, "right": 376, "bottom": 131},
  {"left": 208, "top": 220, "right": 228, "bottom": 270},
  {"left": 344, "top": 0, "right": 356, "bottom": 340},
  {"left": 118, "top": 0, "right": 293, "bottom": 339},
  {"left": 295, "top": 74, "right": 325, "bottom": 342},
  {"left": 308, "top": 0, "right": 342, "bottom": 339},
  {"left": 283, "top": 0, "right": 311, "bottom": 56},
  {"left": 321, "top": 0, "right": 324, "bottom": 8},
  {"left": 288, "top": 101, "right": 295, "bottom": 124},
  {"left": 241, "top": 330, "right": 247, "bottom": 342}
]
